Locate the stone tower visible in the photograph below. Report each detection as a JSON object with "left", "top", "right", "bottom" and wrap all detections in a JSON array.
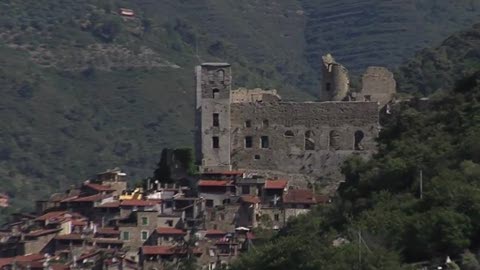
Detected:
[
  {"left": 360, "top": 66, "right": 396, "bottom": 106},
  {"left": 195, "top": 63, "right": 232, "bottom": 171},
  {"left": 320, "top": 54, "right": 349, "bottom": 101}
]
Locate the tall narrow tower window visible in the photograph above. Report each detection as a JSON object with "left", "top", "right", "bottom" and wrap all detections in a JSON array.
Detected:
[
  {"left": 261, "top": 136, "right": 269, "bottom": 149},
  {"left": 212, "top": 137, "right": 219, "bottom": 149},
  {"left": 212, "top": 88, "right": 220, "bottom": 99},
  {"left": 245, "top": 136, "right": 253, "bottom": 148},
  {"left": 354, "top": 130, "right": 365, "bottom": 150},
  {"left": 305, "top": 131, "right": 315, "bottom": 150},
  {"left": 213, "top": 113, "right": 219, "bottom": 127},
  {"left": 326, "top": 83, "right": 331, "bottom": 92},
  {"left": 217, "top": 69, "right": 225, "bottom": 82}
]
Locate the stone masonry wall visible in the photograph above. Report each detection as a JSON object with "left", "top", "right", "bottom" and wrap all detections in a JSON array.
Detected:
[{"left": 229, "top": 101, "right": 379, "bottom": 182}]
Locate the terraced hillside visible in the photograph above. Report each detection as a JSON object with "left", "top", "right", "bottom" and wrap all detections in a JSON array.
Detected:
[
  {"left": 0, "top": 0, "right": 480, "bottom": 217},
  {"left": 301, "top": 0, "right": 480, "bottom": 72}
]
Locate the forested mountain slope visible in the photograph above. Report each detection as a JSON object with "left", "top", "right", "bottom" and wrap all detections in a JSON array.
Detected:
[
  {"left": 396, "top": 23, "right": 480, "bottom": 95},
  {"left": 0, "top": 0, "right": 479, "bottom": 216}
]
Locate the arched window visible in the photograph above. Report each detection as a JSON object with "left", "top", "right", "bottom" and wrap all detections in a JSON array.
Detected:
[
  {"left": 305, "top": 131, "right": 315, "bottom": 150},
  {"left": 354, "top": 130, "right": 364, "bottom": 150},
  {"left": 217, "top": 69, "right": 225, "bottom": 82},
  {"left": 212, "top": 88, "right": 219, "bottom": 99},
  {"left": 329, "top": 130, "right": 341, "bottom": 151},
  {"left": 284, "top": 130, "right": 294, "bottom": 137}
]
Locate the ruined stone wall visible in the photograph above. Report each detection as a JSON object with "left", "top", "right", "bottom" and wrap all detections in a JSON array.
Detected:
[
  {"left": 230, "top": 101, "right": 379, "bottom": 181},
  {"left": 360, "top": 66, "right": 396, "bottom": 106},
  {"left": 231, "top": 88, "right": 281, "bottom": 103}
]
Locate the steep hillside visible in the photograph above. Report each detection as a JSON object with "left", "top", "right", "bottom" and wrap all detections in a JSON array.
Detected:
[
  {"left": 1, "top": 0, "right": 480, "bottom": 216},
  {"left": 396, "top": 23, "right": 480, "bottom": 95},
  {"left": 301, "top": 0, "right": 480, "bottom": 72},
  {"left": 232, "top": 72, "right": 480, "bottom": 270}
]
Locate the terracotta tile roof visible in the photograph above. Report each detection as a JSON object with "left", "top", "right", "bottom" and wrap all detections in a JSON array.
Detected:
[
  {"left": 120, "top": 199, "right": 158, "bottom": 207},
  {"left": 142, "top": 246, "right": 175, "bottom": 255},
  {"left": 71, "top": 219, "right": 88, "bottom": 226},
  {"left": 264, "top": 180, "right": 288, "bottom": 189},
  {"left": 58, "top": 196, "right": 74, "bottom": 203},
  {"left": 25, "top": 228, "right": 61, "bottom": 238},
  {"left": 55, "top": 233, "right": 84, "bottom": 241},
  {"left": 75, "top": 250, "right": 102, "bottom": 262},
  {"left": 96, "top": 227, "right": 120, "bottom": 235},
  {"left": 198, "top": 180, "right": 231, "bottom": 187},
  {"left": 283, "top": 189, "right": 329, "bottom": 204},
  {"left": 240, "top": 195, "right": 260, "bottom": 204},
  {"left": 156, "top": 227, "right": 186, "bottom": 235},
  {"left": 60, "top": 193, "right": 108, "bottom": 203},
  {"left": 35, "top": 211, "right": 67, "bottom": 221},
  {"left": 50, "top": 264, "right": 70, "bottom": 270},
  {"left": 0, "top": 254, "right": 44, "bottom": 267},
  {"left": 96, "top": 201, "right": 120, "bottom": 208},
  {"left": 205, "top": 229, "right": 227, "bottom": 236},
  {"left": 70, "top": 194, "right": 109, "bottom": 202},
  {"left": 84, "top": 183, "right": 115, "bottom": 192},
  {"left": 142, "top": 246, "right": 201, "bottom": 255}
]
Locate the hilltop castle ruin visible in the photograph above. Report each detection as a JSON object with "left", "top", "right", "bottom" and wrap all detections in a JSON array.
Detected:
[{"left": 195, "top": 54, "right": 396, "bottom": 186}]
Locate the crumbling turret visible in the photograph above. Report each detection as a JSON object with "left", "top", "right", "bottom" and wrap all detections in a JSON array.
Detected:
[{"left": 320, "top": 54, "right": 350, "bottom": 101}]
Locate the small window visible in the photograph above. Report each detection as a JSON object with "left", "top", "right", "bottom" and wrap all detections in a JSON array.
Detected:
[
  {"left": 284, "top": 130, "right": 294, "bottom": 137},
  {"left": 242, "top": 185, "right": 250, "bottom": 195},
  {"left": 141, "top": 217, "right": 148, "bottom": 226},
  {"left": 354, "top": 130, "right": 365, "bottom": 150},
  {"left": 166, "top": 220, "right": 173, "bottom": 227},
  {"left": 212, "top": 136, "right": 219, "bottom": 149},
  {"left": 254, "top": 155, "right": 261, "bottom": 160},
  {"left": 364, "top": 95, "right": 371, "bottom": 101},
  {"left": 212, "top": 88, "right": 220, "bottom": 99},
  {"left": 326, "top": 83, "right": 331, "bottom": 92},
  {"left": 122, "top": 231, "right": 130, "bottom": 241},
  {"left": 213, "top": 113, "right": 219, "bottom": 127},
  {"left": 245, "top": 120, "right": 252, "bottom": 128},
  {"left": 219, "top": 213, "right": 225, "bottom": 221},
  {"left": 261, "top": 136, "right": 269, "bottom": 149},
  {"left": 141, "top": 231, "right": 149, "bottom": 241},
  {"left": 274, "top": 214, "right": 279, "bottom": 222},
  {"left": 206, "top": 200, "right": 214, "bottom": 208},
  {"left": 245, "top": 136, "right": 253, "bottom": 148},
  {"left": 263, "top": 119, "right": 269, "bottom": 127}
]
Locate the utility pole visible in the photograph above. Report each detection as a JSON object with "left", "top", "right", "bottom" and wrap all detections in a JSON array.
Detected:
[
  {"left": 358, "top": 230, "right": 362, "bottom": 270},
  {"left": 420, "top": 169, "right": 423, "bottom": 200}
]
